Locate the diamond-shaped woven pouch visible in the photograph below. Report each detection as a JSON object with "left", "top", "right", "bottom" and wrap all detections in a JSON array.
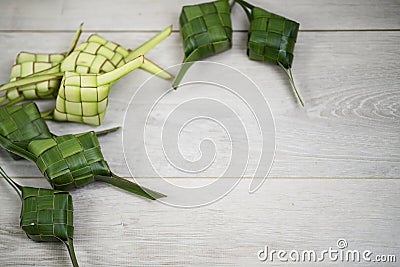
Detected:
[
  {"left": 7, "top": 130, "right": 165, "bottom": 200},
  {"left": 6, "top": 52, "right": 65, "bottom": 101},
  {"left": 20, "top": 187, "right": 74, "bottom": 242},
  {"left": 53, "top": 72, "right": 109, "bottom": 126},
  {"left": 28, "top": 132, "right": 110, "bottom": 190},
  {"left": 0, "top": 167, "right": 79, "bottom": 266},
  {"left": 0, "top": 102, "right": 52, "bottom": 159},
  {"left": 180, "top": 0, "right": 232, "bottom": 61},
  {"left": 235, "top": 0, "right": 303, "bottom": 105},
  {"left": 247, "top": 7, "right": 299, "bottom": 69},
  {"left": 52, "top": 55, "right": 144, "bottom": 126},
  {"left": 0, "top": 24, "right": 83, "bottom": 106},
  {"left": 172, "top": 0, "right": 232, "bottom": 88}
]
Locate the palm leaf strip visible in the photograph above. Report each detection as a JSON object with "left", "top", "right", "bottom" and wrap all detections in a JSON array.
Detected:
[{"left": 61, "top": 25, "right": 173, "bottom": 80}]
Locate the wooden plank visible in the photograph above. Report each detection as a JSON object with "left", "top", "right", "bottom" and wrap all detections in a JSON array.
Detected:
[
  {"left": 0, "top": 31, "right": 398, "bottom": 178},
  {"left": 0, "top": 0, "right": 399, "bottom": 31},
  {"left": 0, "top": 178, "right": 398, "bottom": 266}
]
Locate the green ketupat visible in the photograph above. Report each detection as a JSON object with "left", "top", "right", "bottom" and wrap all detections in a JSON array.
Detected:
[
  {"left": 0, "top": 130, "right": 165, "bottom": 200},
  {"left": 172, "top": 0, "right": 233, "bottom": 88},
  {"left": 0, "top": 24, "right": 83, "bottom": 106},
  {"left": 0, "top": 167, "right": 79, "bottom": 267},
  {"left": 0, "top": 102, "right": 119, "bottom": 159},
  {"left": 235, "top": 0, "right": 303, "bottom": 106},
  {"left": 0, "top": 102, "right": 52, "bottom": 159}
]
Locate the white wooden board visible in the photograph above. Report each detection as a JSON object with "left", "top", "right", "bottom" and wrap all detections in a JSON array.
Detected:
[
  {"left": 0, "top": 0, "right": 399, "bottom": 31},
  {"left": 0, "top": 0, "right": 399, "bottom": 266},
  {"left": 0, "top": 178, "right": 399, "bottom": 266},
  {"left": 0, "top": 32, "right": 398, "bottom": 178}
]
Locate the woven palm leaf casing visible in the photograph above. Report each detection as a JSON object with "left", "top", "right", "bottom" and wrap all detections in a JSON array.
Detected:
[
  {"left": 28, "top": 132, "right": 110, "bottom": 190},
  {"left": 61, "top": 36, "right": 128, "bottom": 74},
  {"left": 0, "top": 102, "right": 52, "bottom": 159},
  {"left": 21, "top": 187, "right": 78, "bottom": 266},
  {"left": 0, "top": 167, "right": 79, "bottom": 267},
  {"left": 53, "top": 71, "right": 109, "bottom": 126},
  {"left": 52, "top": 55, "right": 144, "bottom": 126},
  {"left": 0, "top": 24, "right": 83, "bottom": 106},
  {"left": 24, "top": 131, "right": 164, "bottom": 200},
  {"left": 235, "top": 0, "right": 303, "bottom": 106},
  {"left": 61, "top": 25, "right": 173, "bottom": 79},
  {"left": 0, "top": 102, "right": 51, "bottom": 144},
  {"left": 172, "top": 0, "right": 232, "bottom": 88},
  {"left": 20, "top": 187, "right": 74, "bottom": 243},
  {"left": 7, "top": 52, "right": 65, "bottom": 101},
  {"left": 247, "top": 7, "right": 299, "bottom": 69}
]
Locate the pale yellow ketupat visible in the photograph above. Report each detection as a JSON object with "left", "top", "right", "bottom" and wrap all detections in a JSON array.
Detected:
[
  {"left": 47, "top": 55, "right": 147, "bottom": 126},
  {"left": 0, "top": 25, "right": 173, "bottom": 107}
]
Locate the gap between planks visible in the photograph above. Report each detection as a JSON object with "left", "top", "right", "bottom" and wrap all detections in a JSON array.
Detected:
[
  {"left": 0, "top": 29, "right": 400, "bottom": 33},
  {"left": 1, "top": 177, "right": 399, "bottom": 180}
]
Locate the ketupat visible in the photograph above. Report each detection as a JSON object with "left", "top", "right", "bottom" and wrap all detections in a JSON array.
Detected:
[
  {"left": 0, "top": 167, "right": 79, "bottom": 267},
  {"left": 0, "top": 102, "right": 52, "bottom": 147},
  {"left": 0, "top": 102, "right": 52, "bottom": 159},
  {"left": 0, "top": 102, "right": 119, "bottom": 159},
  {"left": 0, "top": 130, "right": 165, "bottom": 200},
  {"left": 48, "top": 55, "right": 146, "bottom": 125},
  {"left": 1, "top": 56, "right": 145, "bottom": 126},
  {"left": 0, "top": 25, "right": 173, "bottom": 107},
  {"left": 0, "top": 24, "right": 83, "bottom": 106},
  {"left": 172, "top": 0, "right": 233, "bottom": 88},
  {"left": 61, "top": 25, "right": 173, "bottom": 80},
  {"left": 235, "top": 0, "right": 304, "bottom": 106}
]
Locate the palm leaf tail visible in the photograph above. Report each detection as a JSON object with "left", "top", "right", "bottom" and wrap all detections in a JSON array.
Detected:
[
  {"left": 126, "top": 25, "right": 173, "bottom": 61},
  {"left": 96, "top": 173, "right": 166, "bottom": 200},
  {"left": 278, "top": 62, "right": 304, "bottom": 106},
  {"left": 0, "top": 166, "right": 22, "bottom": 198},
  {"left": 0, "top": 135, "right": 37, "bottom": 162},
  {"left": 64, "top": 238, "right": 79, "bottom": 267},
  {"left": 93, "top": 126, "right": 121, "bottom": 136},
  {"left": 234, "top": 0, "right": 253, "bottom": 19},
  {"left": 172, "top": 60, "right": 195, "bottom": 89},
  {"left": 0, "top": 72, "right": 63, "bottom": 92},
  {"left": 66, "top": 23, "right": 84, "bottom": 56}
]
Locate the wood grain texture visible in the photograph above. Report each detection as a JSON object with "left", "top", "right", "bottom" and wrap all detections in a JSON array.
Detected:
[
  {"left": 0, "top": 0, "right": 399, "bottom": 31},
  {"left": 0, "top": 32, "right": 398, "bottom": 178},
  {"left": 0, "top": 178, "right": 399, "bottom": 266},
  {"left": 0, "top": 1, "right": 399, "bottom": 266}
]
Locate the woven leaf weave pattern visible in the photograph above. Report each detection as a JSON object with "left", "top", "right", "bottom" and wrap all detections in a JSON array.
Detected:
[
  {"left": 247, "top": 7, "right": 299, "bottom": 68},
  {"left": 61, "top": 35, "right": 131, "bottom": 74},
  {"left": 28, "top": 132, "right": 110, "bottom": 190},
  {"left": 0, "top": 102, "right": 52, "bottom": 146},
  {"left": 20, "top": 187, "right": 74, "bottom": 242},
  {"left": 53, "top": 72, "right": 109, "bottom": 126},
  {"left": 7, "top": 52, "right": 64, "bottom": 101},
  {"left": 180, "top": 0, "right": 232, "bottom": 61}
]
